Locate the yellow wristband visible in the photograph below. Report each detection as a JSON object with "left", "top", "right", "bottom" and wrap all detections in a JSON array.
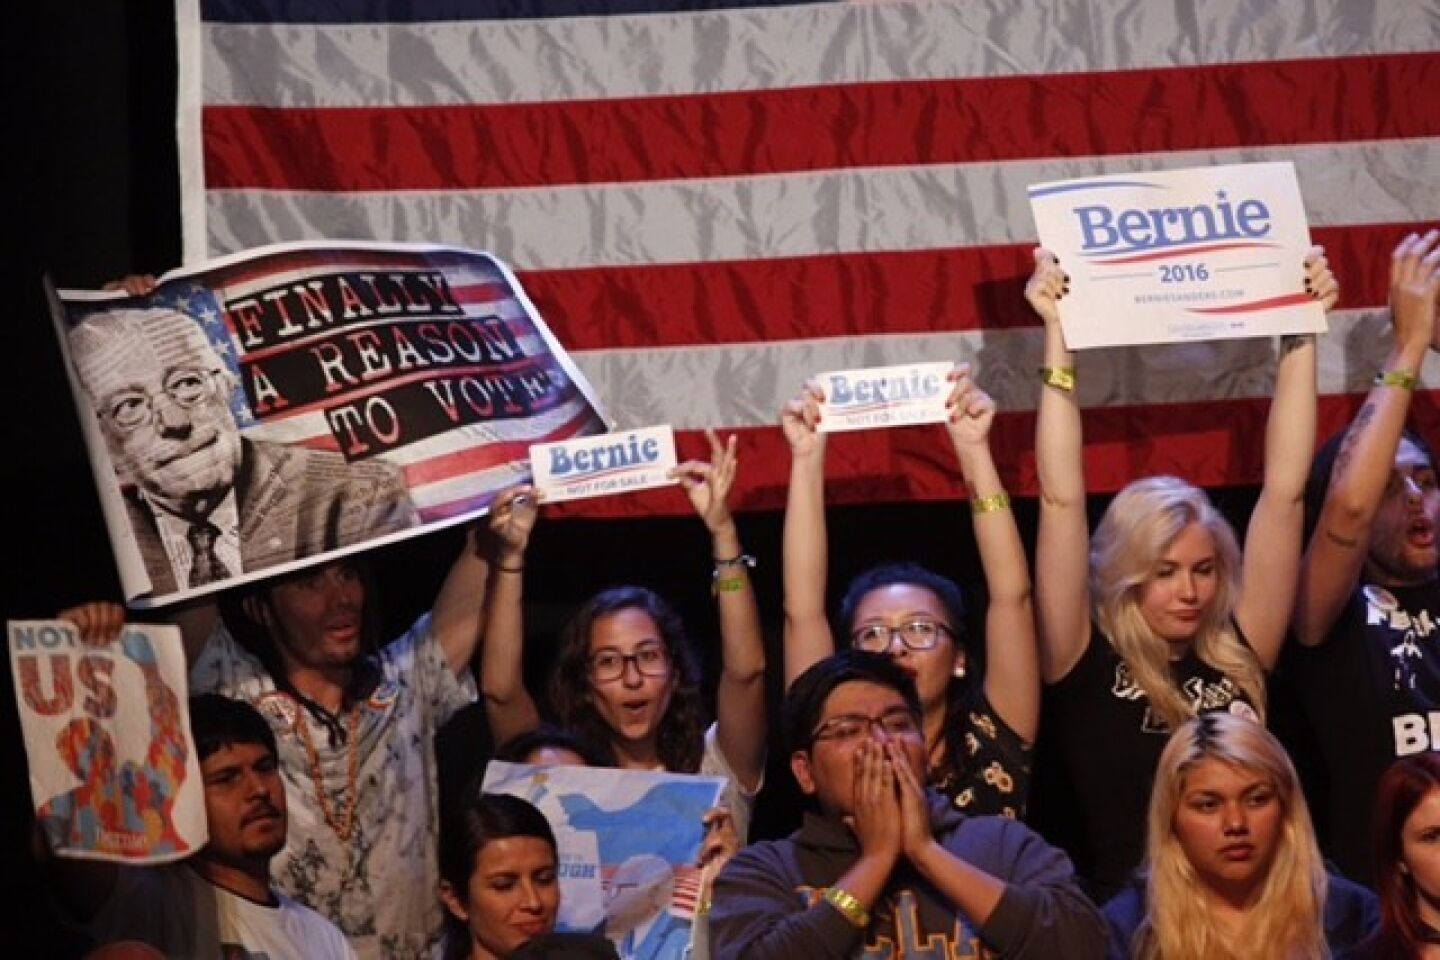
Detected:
[
  {"left": 1375, "top": 369, "right": 1419, "bottom": 391},
  {"left": 1039, "top": 366, "right": 1076, "bottom": 392},
  {"left": 971, "top": 492, "right": 1011, "bottom": 515},
  {"left": 823, "top": 886, "right": 871, "bottom": 928}
]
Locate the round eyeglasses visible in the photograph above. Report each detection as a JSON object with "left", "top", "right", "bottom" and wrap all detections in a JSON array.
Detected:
[
  {"left": 103, "top": 368, "right": 222, "bottom": 430},
  {"left": 589, "top": 642, "right": 670, "bottom": 683},
  {"left": 850, "top": 619, "right": 952, "bottom": 653}
]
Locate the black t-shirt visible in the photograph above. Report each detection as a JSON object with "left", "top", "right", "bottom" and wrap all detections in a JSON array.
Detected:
[
  {"left": 1044, "top": 628, "right": 1258, "bottom": 901},
  {"left": 1288, "top": 578, "right": 1440, "bottom": 885},
  {"left": 930, "top": 689, "right": 1033, "bottom": 820}
]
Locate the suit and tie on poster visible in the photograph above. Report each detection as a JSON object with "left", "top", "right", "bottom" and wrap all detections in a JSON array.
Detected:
[
  {"left": 50, "top": 241, "right": 609, "bottom": 608},
  {"left": 482, "top": 761, "right": 725, "bottom": 960}
]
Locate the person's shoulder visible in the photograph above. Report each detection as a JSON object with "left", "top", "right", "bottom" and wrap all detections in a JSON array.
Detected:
[
  {"left": 716, "top": 834, "right": 802, "bottom": 883},
  {"left": 1100, "top": 876, "right": 1146, "bottom": 927},
  {"left": 509, "top": 931, "right": 620, "bottom": 960},
  {"left": 1326, "top": 870, "right": 1378, "bottom": 904},
  {"left": 272, "top": 890, "right": 355, "bottom": 957}
]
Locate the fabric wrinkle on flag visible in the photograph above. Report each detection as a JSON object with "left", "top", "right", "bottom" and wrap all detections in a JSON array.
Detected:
[{"left": 177, "top": 0, "right": 1440, "bottom": 517}]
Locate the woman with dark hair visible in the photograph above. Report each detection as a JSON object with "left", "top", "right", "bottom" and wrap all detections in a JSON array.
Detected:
[
  {"left": 1349, "top": 753, "right": 1440, "bottom": 959},
  {"left": 478, "top": 431, "right": 766, "bottom": 845},
  {"left": 782, "top": 366, "right": 1037, "bottom": 819},
  {"left": 439, "top": 793, "right": 617, "bottom": 960},
  {"left": 495, "top": 725, "right": 609, "bottom": 769}
]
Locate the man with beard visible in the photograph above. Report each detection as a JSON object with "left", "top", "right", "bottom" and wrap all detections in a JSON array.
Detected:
[
  {"left": 1289, "top": 229, "right": 1440, "bottom": 883},
  {"left": 44, "top": 694, "right": 355, "bottom": 958}
]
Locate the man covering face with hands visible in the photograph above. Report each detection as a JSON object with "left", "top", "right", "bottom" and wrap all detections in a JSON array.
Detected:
[{"left": 709, "top": 651, "right": 1105, "bottom": 959}]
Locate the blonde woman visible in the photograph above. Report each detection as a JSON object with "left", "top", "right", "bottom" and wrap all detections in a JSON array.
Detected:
[
  {"left": 1028, "top": 245, "right": 1337, "bottom": 898},
  {"left": 1104, "top": 713, "right": 1375, "bottom": 959}
]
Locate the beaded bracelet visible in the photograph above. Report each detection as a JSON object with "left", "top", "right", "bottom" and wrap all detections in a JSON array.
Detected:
[
  {"left": 823, "top": 886, "right": 871, "bottom": 928},
  {"left": 1375, "top": 369, "right": 1419, "bottom": 391},
  {"left": 971, "top": 492, "right": 1011, "bottom": 515},
  {"left": 712, "top": 553, "right": 756, "bottom": 596},
  {"left": 1039, "top": 366, "right": 1076, "bottom": 392}
]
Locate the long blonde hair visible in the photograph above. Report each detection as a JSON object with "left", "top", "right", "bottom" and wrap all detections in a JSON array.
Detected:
[
  {"left": 1091, "top": 476, "right": 1265, "bottom": 730},
  {"left": 1132, "top": 713, "right": 1328, "bottom": 960}
]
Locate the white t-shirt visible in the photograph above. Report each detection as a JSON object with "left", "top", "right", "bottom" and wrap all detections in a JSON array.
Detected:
[
  {"left": 86, "top": 862, "right": 356, "bottom": 958},
  {"left": 697, "top": 722, "right": 763, "bottom": 846},
  {"left": 190, "top": 614, "right": 476, "bottom": 960}
]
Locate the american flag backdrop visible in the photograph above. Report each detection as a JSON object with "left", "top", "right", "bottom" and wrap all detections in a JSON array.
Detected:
[{"left": 176, "top": 0, "right": 1440, "bottom": 518}]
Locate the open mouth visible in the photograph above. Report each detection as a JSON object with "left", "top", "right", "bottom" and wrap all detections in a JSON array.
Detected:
[
  {"left": 620, "top": 699, "right": 650, "bottom": 718},
  {"left": 1408, "top": 518, "right": 1435, "bottom": 548},
  {"left": 325, "top": 620, "right": 360, "bottom": 644}
]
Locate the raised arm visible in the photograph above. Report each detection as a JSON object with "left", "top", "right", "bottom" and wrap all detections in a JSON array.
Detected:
[
  {"left": 1293, "top": 230, "right": 1440, "bottom": 647},
  {"left": 1028, "top": 249, "right": 1093, "bottom": 683},
  {"left": 676, "top": 431, "right": 766, "bottom": 791},
  {"left": 1235, "top": 249, "right": 1333, "bottom": 665},
  {"left": 430, "top": 522, "right": 496, "bottom": 676},
  {"left": 781, "top": 381, "right": 836, "bottom": 689},
  {"left": 477, "top": 486, "right": 543, "bottom": 747},
  {"left": 57, "top": 602, "right": 128, "bottom": 645},
  {"left": 945, "top": 366, "right": 1040, "bottom": 742},
  {"left": 44, "top": 604, "right": 127, "bottom": 918}
]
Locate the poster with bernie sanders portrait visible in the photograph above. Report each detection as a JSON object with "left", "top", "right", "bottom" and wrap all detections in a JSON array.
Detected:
[{"left": 51, "top": 241, "right": 609, "bottom": 608}]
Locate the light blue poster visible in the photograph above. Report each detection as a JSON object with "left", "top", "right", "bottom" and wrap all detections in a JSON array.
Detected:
[{"left": 482, "top": 761, "right": 724, "bottom": 960}]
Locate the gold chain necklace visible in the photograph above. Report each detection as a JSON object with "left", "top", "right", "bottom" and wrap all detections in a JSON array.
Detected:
[{"left": 294, "top": 706, "right": 361, "bottom": 842}]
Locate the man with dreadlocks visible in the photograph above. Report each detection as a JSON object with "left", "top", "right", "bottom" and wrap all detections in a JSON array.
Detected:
[{"left": 60, "top": 489, "right": 526, "bottom": 960}]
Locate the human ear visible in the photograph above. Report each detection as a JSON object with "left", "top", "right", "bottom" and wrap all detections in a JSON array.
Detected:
[
  {"left": 790, "top": 750, "right": 817, "bottom": 796},
  {"left": 952, "top": 649, "right": 968, "bottom": 679},
  {"left": 439, "top": 880, "right": 469, "bottom": 923}
]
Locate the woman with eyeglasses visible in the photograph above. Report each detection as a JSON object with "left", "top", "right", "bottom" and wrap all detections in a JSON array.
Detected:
[
  {"left": 478, "top": 430, "right": 766, "bottom": 849},
  {"left": 782, "top": 365, "right": 1039, "bottom": 820},
  {"left": 1026, "top": 246, "right": 1338, "bottom": 900},
  {"left": 1104, "top": 712, "right": 1375, "bottom": 960}
]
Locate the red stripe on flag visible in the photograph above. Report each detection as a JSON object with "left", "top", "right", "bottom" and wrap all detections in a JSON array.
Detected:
[
  {"left": 515, "top": 224, "right": 1413, "bottom": 350},
  {"left": 546, "top": 392, "right": 1440, "bottom": 518},
  {"left": 202, "top": 248, "right": 484, "bottom": 287},
  {"left": 401, "top": 407, "right": 603, "bottom": 487},
  {"left": 202, "top": 53, "right": 1440, "bottom": 191}
]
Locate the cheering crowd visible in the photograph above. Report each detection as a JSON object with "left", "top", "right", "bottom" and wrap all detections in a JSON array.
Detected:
[{"left": 32, "top": 231, "right": 1440, "bottom": 959}]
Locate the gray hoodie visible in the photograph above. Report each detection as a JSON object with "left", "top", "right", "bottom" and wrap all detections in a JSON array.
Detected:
[{"left": 711, "top": 789, "right": 1106, "bottom": 959}]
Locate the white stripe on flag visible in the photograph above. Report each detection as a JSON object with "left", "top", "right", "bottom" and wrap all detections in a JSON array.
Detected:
[
  {"left": 201, "top": 0, "right": 1440, "bottom": 107},
  {"left": 568, "top": 307, "right": 1397, "bottom": 431},
  {"left": 202, "top": 138, "right": 1440, "bottom": 266}
]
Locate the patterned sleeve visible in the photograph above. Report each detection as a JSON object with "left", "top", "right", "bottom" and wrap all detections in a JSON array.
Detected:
[
  {"left": 187, "top": 620, "right": 273, "bottom": 698},
  {"left": 948, "top": 690, "right": 1034, "bottom": 820},
  {"left": 379, "top": 612, "right": 477, "bottom": 733}
]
